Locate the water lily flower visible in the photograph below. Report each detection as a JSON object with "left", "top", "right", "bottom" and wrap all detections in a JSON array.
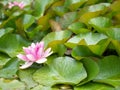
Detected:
[
  {"left": 8, "top": 1, "right": 25, "bottom": 9},
  {"left": 17, "top": 41, "right": 53, "bottom": 69}
]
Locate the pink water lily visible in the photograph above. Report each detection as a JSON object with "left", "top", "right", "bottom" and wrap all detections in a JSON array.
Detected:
[
  {"left": 17, "top": 41, "right": 53, "bottom": 69},
  {"left": 8, "top": 1, "right": 25, "bottom": 9}
]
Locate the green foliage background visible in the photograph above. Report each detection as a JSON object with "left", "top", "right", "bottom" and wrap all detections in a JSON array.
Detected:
[{"left": 0, "top": 0, "right": 120, "bottom": 90}]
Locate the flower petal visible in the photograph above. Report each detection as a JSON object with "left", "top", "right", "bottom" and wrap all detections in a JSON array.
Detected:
[
  {"left": 38, "top": 41, "right": 44, "bottom": 47},
  {"left": 8, "top": 3, "right": 14, "bottom": 9},
  {"left": 26, "top": 54, "right": 36, "bottom": 61},
  {"left": 23, "top": 47, "right": 31, "bottom": 54},
  {"left": 36, "top": 41, "right": 44, "bottom": 58},
  {"left": 37, "top": 47, "right": 44, "bottom": 58},
  {"left": 17, "top": 54, "right": 28, "bottom": 61},
  {"left": 31, "top": 43, "right": 36, "bottom": 48},
  {"left": 23, "top": 46, "right": 36, "bottom": 56},
  {"left": 13, "top": 1, "right": 19, "bottom": 5},
  {"left": 36, "top": 58, "right": 47, "bottom": 64},
  {"left": 18, "top": 2, "right": 25, "bottom": 9},
  {"left": 43, "top": 48, "right": 53, "bottom": 57},
  {"left": 20, "top": 61, "right": 33, "bottom": 69},
  {"left": 29, "top": 43, "right": 38, "bottom": 56}
]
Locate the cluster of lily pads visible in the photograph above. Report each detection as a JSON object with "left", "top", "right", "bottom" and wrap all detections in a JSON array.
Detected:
[{"left": 0, "top": 0, "right": 120, "bottom": 90}]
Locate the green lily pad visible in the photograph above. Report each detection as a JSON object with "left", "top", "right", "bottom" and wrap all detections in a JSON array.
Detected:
[
  {"left": 0, "top": 58, "right": 19, "bottom": 78},
  {"left": 58, "top": 12, "right": 78, "bottom": 29},
  {"left": 79, "top": 3, "right": 110, "bottom": 15},
  {"left": 110, "top": 0, "right": 120, "bottom": 12},
  {"left": 85, "top": 0, "right": 98, "bottom": 5},
  {"left": 68, "top": 22, "right": 89, "bottom": 34},
  {"left": 87, "top": 3, "right": 110, "bottom": 12},
  {"left": 31, "top": 85, "right": 52, "bottom": 90},
  {"left": 18, "top": 68, "right": 38, "bottom": 89},
  {"left": 74, "top": 82, "right": 114, "bottom": 90},
  {"left": 33, "top": 56, "right": 87, "bottom": 86},
  {"left": 0, "top": 28, "right": 14, "bottom": 38},
  {"left": 106, "top": 28, "right": 120, "bottom": 41},
  {"left": 31, "top": 85, "right": 61, "bottom": 90},
  {"left": 78, "top": 58, "right": 99, "bottom": 85},
  {"left": 48, "top": 41, "right": 67, "bottom": 56},
  {"left": 32, "top": 0, "right": 55, "bottom": 18},
  {"left": 42, "top": 30, "right": 72, "bottom": 47},
  {"left": 0, "top": 78, "right": 25, "bottom": 90},
  {"left": 88, "top": 39, "right": 110, "bottom": 55},
  {"left": 89, "top": 17, "right": 112, "bottom": 33},
  {"left": 0, "top": 53, "right": 10, "bottom": 68},
  {"left": 71, "top": 45, "right": 96, "bottom": 60},
  {"left": 89, "top": 17, "right": 111, "bottom": 28},
  {"left": 64, "top": 0, "right": 87, "bottom": 11},
  {"left": 53, "top": 6, "right": 68, "bottom": 16},
  {"left": 111, "top": 40, "right": 120, "bottom": 56},
  {"left": 94, "top": 55, "right": 120, "bottom": 87},
  {"left": 65, "top": 32, "right": 107, "bottom": 48},
  {"left": 26, "top": 25, "right": 43, "bottom": 40},
  {"left": 79, "top": 3, "right": 110, "bottom": 23},
  {"left": 0, "top": 34, "right": 29, "bottom": 57},
  {"left": 23, "top": 14, "right": 35, "bottom": 30}
]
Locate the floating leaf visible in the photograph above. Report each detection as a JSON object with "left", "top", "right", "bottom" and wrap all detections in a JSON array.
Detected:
[
  {"left": 52, "top": 1, "right": 68, "bottom": 16},
  {"left": 32, "top": 0, "right": 55, "bottom": 18},
  {"left": 106, "top": 28, "right": 120, "bottom": 41},
  {"left": 71, "top": 45, "right": 96, "bottom": 60},
  {"left": 33, "top": 56, "right": 87, "bottom": 86},
  {"left": 0, "top": 58, "right": 19, "bottom": 78},
  {"left": 0, "top": 78, "right": 25, "bottom": 90},
  {"left": 111, "top": 40, "right": 120, "bottom": 56},
  {"left": 0, "top": 28, "right": 14, "bottom": 38},
  {"left": 64, "top": 0, "right": 87, "bottom": 11},
  {"left": 53, "top": 6, "right": 68, "bottom": 16},
  {"left": 89, "top": 17, "right": 111, "bottom": 28},
  {"left": 0, "top": 34, "right": 29, "bottom": 57},
  {"left": 18, "top": 68, "right": 38, "bottom": 89},
  {"left": 94, "top": 55, "right": 120, "bottom": 87},
  {"left": 89, "top": 17, "right": 112, "bottom": 33},
  {"left": 68, "top": 22, "right": 89, "bottom": 34},
  {"left": 23, "top": 14, "right": 35, "bottom": 30},
  {"left": 74, "top": 82, "right": 114, "bottom": 90},
  {"left": 85, "top": 0, "right": 98, "bottom": 5},
  {"left": 79, "top": 3, "right": 110, "bottom": 23},
  {"left": 110, "top": 0, "right": 120, "bottom": 12},
  {"left": 37, "top": 13, "right": 53, "bottom": 30},
  {"left": 0, "top": 53, "right": 10, "bottom": 68},
  {"left": 26, "top": 25, "right": 43, "bottom": 40},
  {"left": 48, "top": 41, "right": 67, "bottom": 56},
  {"left": 79, "top": 3, "right": 110, "bottom": 15},
  {"left": 0, "top": 16, "right": 17, "bottom": 29},
  {"left": 79, "top": 11, "right": 101, "bottom": 24},
  {"left": 31, "top": 85, "right": 52, "bottom": 90},
  {"left": 78, "top": 58, "right": 99, "bottom": 85},
  {"left": 58, "top": 12, "right": 78, "bottom": 29},
  {"left": 88, "top": 39, "right": 110, "bottom": 55},
  {"left": 65, "top": 32, "right": 107, "bottom": 48},
  {"left": 42, "top": 30, "right": 72, "bottom": 47}
]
